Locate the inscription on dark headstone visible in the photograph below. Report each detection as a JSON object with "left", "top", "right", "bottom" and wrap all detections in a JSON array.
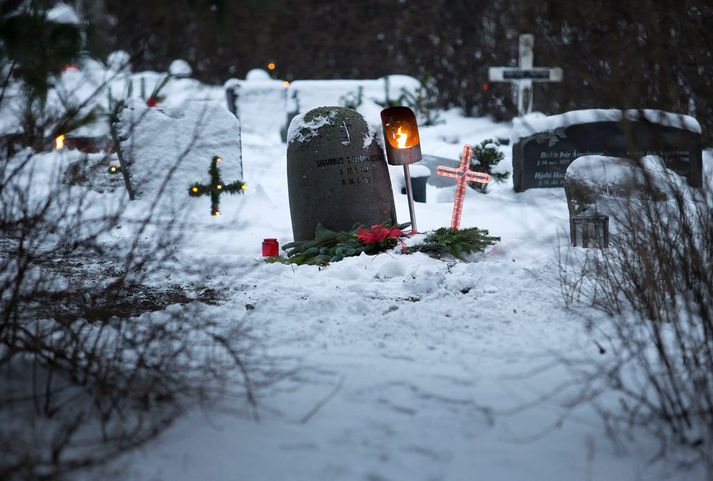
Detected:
[
  {"left": 287, "top": 106, "right": 396, "bottom": 241},
  {"left": 512, "top": 110, "right": 703, "bottom": 192}
]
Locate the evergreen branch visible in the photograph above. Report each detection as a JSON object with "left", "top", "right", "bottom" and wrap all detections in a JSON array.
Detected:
[{"left": 409, "top": 227, "right": 500, "bottom": 259}]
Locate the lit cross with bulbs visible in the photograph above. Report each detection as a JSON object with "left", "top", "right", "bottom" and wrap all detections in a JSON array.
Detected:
[
  {"left": 188, "top": 155, "right": 246, "bottom": 216},
  {"left": 436, "top": 145, "right": 491, "bottom": 230}
]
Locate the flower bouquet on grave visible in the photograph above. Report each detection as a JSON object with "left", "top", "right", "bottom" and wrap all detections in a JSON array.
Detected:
[{"left": 269, "top": 220, "right": 410, "bottom": 266}]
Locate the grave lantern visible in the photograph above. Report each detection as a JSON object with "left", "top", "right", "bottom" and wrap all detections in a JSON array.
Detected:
[
  {"left": 570, "top": 213, "right": 609, "bottom": 248},
  {"left": 380, "top": 106, "right": 422, "bottom": 234}
]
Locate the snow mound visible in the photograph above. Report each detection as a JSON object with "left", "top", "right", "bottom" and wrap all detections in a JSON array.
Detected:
[
  {"left": 107, "top": 51, "right": 132, "bottom": 73},
  {"left": 246, "top": 69, "right": 271, "bottom": 81},
  {"left": 513, "top": 109, "right": 701, "bottom": 141},
  {"left": 169, "top": 59, "right": 193, "bottom": 78}
]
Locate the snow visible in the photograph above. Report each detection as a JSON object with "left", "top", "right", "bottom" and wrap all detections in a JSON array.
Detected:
[
  {"left": 46, "top": 2, "right": 80, "bottom": 25},
  {"left": 286, "top": 110, "right": 337, "bottom": 144},
  {"left": 5, "top": 64, "right": 706, "bottom": 481},
  {"left": 112, "top": 93, "right": 702, "bottom": 480},
  {"left": 169, "top": 59, "right": 193, "bottom": 78},
  {"left": 513, "top": 109, "right": 702, "bottom": 141},
  {"left": 246, "top": 68, "right": 272, "bottom": 81},
  {"left": 116, "top": 100, "right": 242, "bottom": 217},
  {"left": 107, "top": 50, "right": 132, "bottom": 72},
  {"left": 565, "top": 155, "right": 642, "bottom": 187},
  {"left": 289, "top": 75, "right": 421, "bottom": 114}
]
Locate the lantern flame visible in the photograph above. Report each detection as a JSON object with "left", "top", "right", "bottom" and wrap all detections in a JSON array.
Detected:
[
  {"left": 395, "top": 127, "right": 408, "bottom": 149},
  {"left": 55, "top": 135, "right": 65, "bottom": 151}
]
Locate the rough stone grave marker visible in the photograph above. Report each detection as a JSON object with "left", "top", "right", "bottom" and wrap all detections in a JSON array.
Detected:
[
  {"left": 116, "top": 100, "right": 243, "bottom": 216},
  {"left": 287, "top": 106, "right": 396, "bottom": 241},
  {"left": 512, "top": 109, "right": 703, "bottom": 192}
]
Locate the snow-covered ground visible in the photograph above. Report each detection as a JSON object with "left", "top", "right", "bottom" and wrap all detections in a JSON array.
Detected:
[
  {"left": 20, "top": 65, "right": 707, "bottom": 480},
  {"left": 97, "top": 87, "right": 704, "bottom": 479}
]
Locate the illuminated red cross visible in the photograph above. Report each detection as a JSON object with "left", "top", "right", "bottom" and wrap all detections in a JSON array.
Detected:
[{"left": 436, "top": 144, "right": 492, "bottom": 230}]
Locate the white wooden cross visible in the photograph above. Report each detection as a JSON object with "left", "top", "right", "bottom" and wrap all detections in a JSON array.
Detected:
[{"left": 488, "top": 34, "right": 563, "bottom": 116}]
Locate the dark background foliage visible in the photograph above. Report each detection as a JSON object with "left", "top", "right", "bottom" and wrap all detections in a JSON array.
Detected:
[{"left": 71, "top": 0, "right": 713, "bottom": 142}]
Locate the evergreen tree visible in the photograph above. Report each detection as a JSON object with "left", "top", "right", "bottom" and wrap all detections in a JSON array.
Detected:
[{"left": 468, "top": 139, "right": 508, "bottom": 193}]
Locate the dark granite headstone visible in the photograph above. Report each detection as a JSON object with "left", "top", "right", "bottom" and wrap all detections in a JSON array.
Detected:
[
  {"left": 512, "top": 110, "right": 703, "bottom": 192},
  {"left": 287, "top": 106, "right": 396, "bottom": 241}
]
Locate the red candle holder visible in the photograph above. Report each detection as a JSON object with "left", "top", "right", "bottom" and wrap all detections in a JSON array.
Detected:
[{"left": 262, "top": 238, "right": 279, "bottom": 257}]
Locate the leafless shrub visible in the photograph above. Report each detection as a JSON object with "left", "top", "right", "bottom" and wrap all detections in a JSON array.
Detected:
[
  {"left": 559, "top": 153, "right": 713, "bottom": 475},
  {"left": 0, "top": 55, "right": 272, "bottom": 481}
]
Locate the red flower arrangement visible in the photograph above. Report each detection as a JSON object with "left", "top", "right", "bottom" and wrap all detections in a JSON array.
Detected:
[
  {"left": 357, "top": 224, "right": 403, "bottom": 244},
  {"left": 357, "top": 224, "right": 407, "bottom": 253}
]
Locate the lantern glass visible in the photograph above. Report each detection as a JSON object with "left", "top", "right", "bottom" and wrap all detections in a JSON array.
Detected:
[
  {"left": 384, "top": 120, "right": 420, "bottom": 149},
  {"left": 381, "top": 107, "right": 420, "bottom": 150},
  {"left": 380, "top": 107, "right": 422, "bottom": 166}
]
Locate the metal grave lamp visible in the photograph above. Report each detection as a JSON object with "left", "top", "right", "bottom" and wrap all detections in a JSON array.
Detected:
[{"left": 380, "top": 106, "right": 422, "bottom": 234}]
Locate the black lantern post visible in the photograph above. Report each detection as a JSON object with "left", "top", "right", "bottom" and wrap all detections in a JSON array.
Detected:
[{"left": 380, "top": 107, "right": 422, "bottom": 234}]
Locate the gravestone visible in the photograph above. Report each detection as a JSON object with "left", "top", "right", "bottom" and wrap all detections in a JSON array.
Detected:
[
  {"left": 115, "top": 100, "right": 243, "bottom": 217},
  {"left": 512, "top": 109, "right": 703, "bottom": 192},
  {"left": 287, "top": 106, "right": 396, "bottom": 241},
  {"left": 563, "top": 155, "right": 668, "bottom": 219}
]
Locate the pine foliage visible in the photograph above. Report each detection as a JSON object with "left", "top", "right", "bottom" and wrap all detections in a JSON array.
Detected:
[
  {"left": 409, "top": 227, "right": 500, "bottom": 259},
  {"left": 273, "top": 220, "right": 409, "bottom": 266},
  {"left": 469, "top": 139, "right": 508, "bottom": 193}
]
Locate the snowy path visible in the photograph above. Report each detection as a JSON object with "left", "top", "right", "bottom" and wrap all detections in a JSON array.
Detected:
[{"left": 124, "top": 114, "right": 703, "bottom": 481}]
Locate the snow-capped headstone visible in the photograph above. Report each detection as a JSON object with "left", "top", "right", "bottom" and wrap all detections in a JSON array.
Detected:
[
  {"left": 511, "top": 109, "right": 703, "bottom": 192},
  {"left": 115, "top": 100, "right": 243, "bottom": 216},
  {"left": 287, "top": 106, "right": 396, "bottom": 241},
  {"left": 563, "top": 155, "right": 667, "bottom": 218}
]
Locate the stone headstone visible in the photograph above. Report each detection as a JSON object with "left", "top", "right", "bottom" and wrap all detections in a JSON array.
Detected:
[
  {"left": 287, "top": 106, "right": 396, "bottom": 241},
  {"left": 512, "top": 109, "right": 703, "bottom": 192},
  {"left": 563, "top": 155, "right": 668, "bottom": 219},
  {"left": 116, "top": 100, "right": 243, "bottom": 216}
]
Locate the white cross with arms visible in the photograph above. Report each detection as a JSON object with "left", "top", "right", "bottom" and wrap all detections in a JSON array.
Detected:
[{"left": 488, "top": 34, "right": 563, "bottom": 116}]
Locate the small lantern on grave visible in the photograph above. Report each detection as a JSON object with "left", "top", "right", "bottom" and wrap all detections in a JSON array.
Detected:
[
  {"left": 570, "top": 213, "right": 609, "bottom": 248},
  {"left": 380, "top": 106, "right": 422, "bottom": 234}
]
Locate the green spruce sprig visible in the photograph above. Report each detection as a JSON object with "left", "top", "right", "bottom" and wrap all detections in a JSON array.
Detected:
[
  {"left": 469, "top": 139, "right": 509, "bottom": 193},
  {"left": 409, "top": 227, "right": 500, "bottom": 259}
]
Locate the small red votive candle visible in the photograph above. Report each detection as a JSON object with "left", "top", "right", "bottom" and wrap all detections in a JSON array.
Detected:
[{"left": 262, "top": 238, "right": 279, "bottom": 257}]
